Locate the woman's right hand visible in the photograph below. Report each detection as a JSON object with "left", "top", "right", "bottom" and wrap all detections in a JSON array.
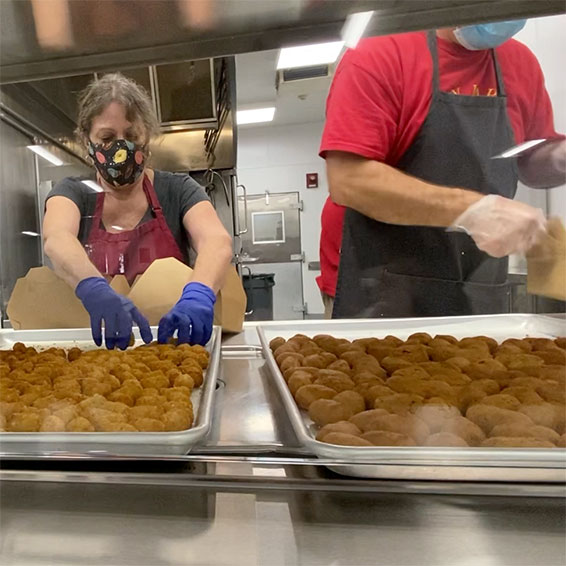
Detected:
[{"left": 75, "top": 277, "right": 152, "bottom": 349}]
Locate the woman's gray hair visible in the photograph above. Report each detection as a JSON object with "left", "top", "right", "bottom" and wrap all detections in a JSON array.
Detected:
[{"left": 75, "top": 72, "right": 160, "bottom": 147}]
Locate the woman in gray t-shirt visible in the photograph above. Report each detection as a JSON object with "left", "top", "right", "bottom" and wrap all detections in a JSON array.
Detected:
[{"left": 43, "top": 73, "right": 232, "bottom": 348}]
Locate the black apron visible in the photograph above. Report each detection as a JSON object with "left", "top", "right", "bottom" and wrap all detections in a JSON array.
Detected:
[{"left": 332, "top": 32, "right": 518, "bottom": 319}]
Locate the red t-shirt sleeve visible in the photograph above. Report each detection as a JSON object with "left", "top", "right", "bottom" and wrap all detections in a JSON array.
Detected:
[{"left": 319, "top": 39, "right": 403, "bottom": 162}]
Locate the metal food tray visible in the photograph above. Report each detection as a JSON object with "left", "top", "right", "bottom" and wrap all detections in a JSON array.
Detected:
[
  {"left": 258, "top": 315, "right": 566, "bottom": 482},
  {"left": 0, "top": 326, "right": 221, "bottom": 456}
]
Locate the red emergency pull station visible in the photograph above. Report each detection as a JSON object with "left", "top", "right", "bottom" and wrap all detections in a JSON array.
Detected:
[{"left": 306, "top": 172, "right": 318, "bottom": 188}]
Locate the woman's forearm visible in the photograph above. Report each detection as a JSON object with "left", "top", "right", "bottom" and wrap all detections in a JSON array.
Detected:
[
  {"left": 44, "top": 231, "right": 101, "bottom": 289},
  {"left": 191, "top": 234, "right": 233, "bottom": 294},
  {"left": 326, "top": 151, "right": 483, "bottom": 227}
]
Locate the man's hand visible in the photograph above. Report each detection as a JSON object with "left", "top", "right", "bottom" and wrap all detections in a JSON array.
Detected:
[{"left": 452, "top": 195, "right": 547, "bottom": 257}]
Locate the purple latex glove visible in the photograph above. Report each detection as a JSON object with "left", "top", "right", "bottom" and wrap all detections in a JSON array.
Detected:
[
  {"left": 75, "top": 277, "right": 152, "bottom": 349},
  {"left": 158, "top": 282, "right": 216, "bottom": 346}
]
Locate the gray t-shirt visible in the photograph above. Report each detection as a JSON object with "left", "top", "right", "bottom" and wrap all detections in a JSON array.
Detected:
[{"left": 46, "top": 170, "right": 210, "bottom": 263}]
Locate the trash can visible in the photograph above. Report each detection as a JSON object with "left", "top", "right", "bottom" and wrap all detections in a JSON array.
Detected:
[{"left": 243, "top": 273, "right": 275, "bottom": 321}]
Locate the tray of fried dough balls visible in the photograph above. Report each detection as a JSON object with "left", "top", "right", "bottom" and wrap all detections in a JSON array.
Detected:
[
  {"left": 258, "top": 315, "right": 566, "bottom": 481},
  {"left": 0, "top": 326, "right": 221, "bottom": 456}
]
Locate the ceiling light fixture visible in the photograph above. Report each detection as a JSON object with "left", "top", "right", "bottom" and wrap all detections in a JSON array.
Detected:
[
  {"left": 236, "top": 107, "right": 276, "bottom": 125},
  {"left": 27, "top": 145, "right": 64, "bottom": 166},
  {"left": 82, "top": 180, "right": 104, "bottom": 192},
  {"left": 276, "top": 41, "right": 344, "bottom": 70},
  {"left": 341, "top": 10, "right": 374, "bottom": 48}
]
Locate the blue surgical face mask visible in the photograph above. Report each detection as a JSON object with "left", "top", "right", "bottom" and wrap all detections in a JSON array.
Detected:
[{"left": 453, "top": 19, "right": 526, "bottom": 50}]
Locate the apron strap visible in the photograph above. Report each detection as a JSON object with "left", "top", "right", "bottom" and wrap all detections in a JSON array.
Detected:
[
  {"left": 427, "top": 31, "right": 441, "bottom": 95},
  {"left": 142, "top": 174, "right": 163, "bottom": 212},
  {"left": 427, "top": 30, "right": 506, "bottom": 97}
]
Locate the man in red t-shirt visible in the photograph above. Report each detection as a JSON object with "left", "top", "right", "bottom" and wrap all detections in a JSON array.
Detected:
[{"left": 318, "top": 22, "right": 565, "bottom": 318}]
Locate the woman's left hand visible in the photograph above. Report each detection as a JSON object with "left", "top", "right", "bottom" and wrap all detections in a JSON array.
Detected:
[{"left": 158, "top": 282, "right": 216, "bottom": 345}]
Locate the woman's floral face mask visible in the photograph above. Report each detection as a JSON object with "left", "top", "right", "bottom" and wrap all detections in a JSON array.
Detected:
[{"left": 88, "top": 139, "right": 146, "bottom": 187}]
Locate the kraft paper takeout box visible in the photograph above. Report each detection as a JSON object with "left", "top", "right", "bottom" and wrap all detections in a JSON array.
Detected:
[
  {"left": 526, "top": 217, "right": 566, "bottom": 301},
  {"left": 7, "top": 258, "right": 246, "bottom": 333}
]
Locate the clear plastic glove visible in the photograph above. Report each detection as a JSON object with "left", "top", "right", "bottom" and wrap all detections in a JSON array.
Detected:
[
  {"left": 451, "top": 194, "right": 547, "bottom": 258},
  {"left": 75, "top": 277, "right": 153, "bottom": 349},
  {"left": 158, "top": 282, "right": 216, "bottom": 346}
]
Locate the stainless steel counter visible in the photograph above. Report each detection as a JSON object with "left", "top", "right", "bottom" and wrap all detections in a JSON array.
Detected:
[{"left": 1, "top": 324, "right": 566, "bottom": 565}]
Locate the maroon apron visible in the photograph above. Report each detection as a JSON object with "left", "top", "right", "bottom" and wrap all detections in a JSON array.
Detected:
[{"left": 86, "top": 175, "right": 184, "bottom": 283}]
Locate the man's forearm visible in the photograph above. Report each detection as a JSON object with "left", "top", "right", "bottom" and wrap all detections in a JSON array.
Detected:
[
  {"left": 518, "top": 139, "right": 566, "bottom": 189},
  {"left": 326, "top": 151, "right": 483, "bottom": 227},
  {"left": 44, "top": 232, "right": 101, "bottom": 289}
]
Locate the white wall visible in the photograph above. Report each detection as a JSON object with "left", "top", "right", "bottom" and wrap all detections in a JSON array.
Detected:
[{"left": 237, "top": 122, "right": 327, "bottom": 314}]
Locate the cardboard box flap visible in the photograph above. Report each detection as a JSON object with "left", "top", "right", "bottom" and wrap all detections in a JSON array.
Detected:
[
  {"left": 7, "top": 266, "right": 90, "bottom": 329},
  {"left": 214, "top": 264, "right": 247, "bottom": 333}
]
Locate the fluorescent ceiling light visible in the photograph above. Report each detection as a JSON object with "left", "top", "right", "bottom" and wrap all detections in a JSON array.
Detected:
[
  {"left": 276, "top": 41, "right": 344, "bottom": 70},
  {"left": 492, "top": 139, "right": 546, "bottom": 159},
  {"left": 236, "top": 107, "right": 275, "bottom": 125},
  {"left": 341, "top": 11, "right": 374, "bottom": 48},
  {"left": 21, "top": 231, "right": 40, "bottom": 237},
  {"left": 27, "top": 145, "right": 64, "bottom": 166},
  {"left": 82, "top": 180, "right": 104, "bottom": 192}
]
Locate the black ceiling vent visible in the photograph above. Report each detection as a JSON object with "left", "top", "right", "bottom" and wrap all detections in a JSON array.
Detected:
[{"left": 281, "top": 64, "right": 329, "bottom": 82}]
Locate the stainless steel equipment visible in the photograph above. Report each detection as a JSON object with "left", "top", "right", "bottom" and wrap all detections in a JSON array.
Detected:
[
  {"left": 0, "top": 326, "right": 222, "bottom": 455},
  {"left": 239, "top": 191, "right": 305, "bottom": 319},
  {"left": 1, "top": 1, "right": 564, "bottom": 84},
  {"left": 258, "top": 315, "right": 566, "bottom": 481}
]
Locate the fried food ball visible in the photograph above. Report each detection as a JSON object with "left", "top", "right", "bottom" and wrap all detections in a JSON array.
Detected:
[
  {"left": 557, "top": 434, "right": 566, "bottom": 447},
  {"left": 120, "top": 379, "right": 144, "bottom": 400},
  {"left": 351, "top": 356, "right": 387, "bottom": 378},
  {"left": 466, "top": 404, "right": 533, "bottom": 434},
  {"left": 390, "top": 366, "right": 430, "bottom": 381},
  {"left": 429, "top": 345, "right": 460, "bottom": 362},
  {"left": 380, "top": 357, "right": 414, "bottom": 374},
  {"left": 113, "top": 423, "right": 138, "bottom": 432},
  {"left": 283, "top": 366, "right": 320, "bottom": 382},
  {"left": 532, "top": 349, "right": 566, "bottom": 365},
  {"left": 361, "top": 430, "right": 416, "bottom": 446},
  {"left": 163, "top": 409, "right": 193, "bottom": 431},
  {"left": 393, "top": 344, "right": 430, "bottom": 363},
  {"left": 510, "top": 377, "right": 547, "bottom": 391},
  {"left": 406, "top": 332, "right": 433, "bottom": 345},
  {"left": 66, "top": 416, "right": 95, "bottom": 432},
  {"left": 554, "top": 337, "right": 566, "bottom": 349},
  {"left": 480, "top": 394, "right": 521, "bottom": 411},
  {"left": 440, "top": 416, "right": 486, "bottom": 446},
  {"left": 355, "top": 383, "right": 395, "bottom": 407},
  {"left": 464, "top": 359, "right": 507, "bottom": 381},
  {"left": 278, "top": 355, "right": 304, "bottom": 373},
  {"left": 164, "top": 387, "right": 192, "bottom": 405},
  {"left": 424, "top": 433, "right": 469, "bottom": 447},
  {"left": 52, "top": 405, "right": 78, "bottom": 425},
  {"left": 82, "top": 378, "right": 112, "bottom": 397},
  {"left": 490, "top": 423, "right": 560, "bottom": 444},
  {"left": 40, "top": 415, "right": 66, "bottom": 432},
  {"left": 374, "top": 393, "right": 424, "bottom": 415},
  {"left": 552, "top": 405, "right": 566, "bottom": 434},
  {"left": 367, "top": 413, "right": 430, "bottom": 444},
  {"left": 315, "top": 421, "right": 362, "bottom": 441},
  {"left": 366, "top": 344, "right": 396, "bottom": 363},
  {"left": 482, "top": 437, "right": 555, "bottom": 448},
  {"left": 294, "top": 384, "right": 336, "bottom": 410},
  {"left": 314, "top": 373, "right": 355, "bottom": 394},
  {"left": 107, "top": 389, "right": 135, "bottom": 407},
  {"left": 412, "top": 404, "right": 460, "bottom": 433},
  {"left": 322, "top": 432, "right": 373, "bottom": 446},
  {"left": 8, "top": 411, "right": 41, "bottom": 432},
  {"left": 140, "top": 373, "right": 170, "bottom": 391},
  {"left": 173, "top": 374, "right": 195, "bottom": 390},
  {"left": 178, "top": 364, "right": 203, "bottom": 387},
  {"left": 269, "top": 337, "right": 286, "bottom": 351},
  {"left": 0, "top": 388, "right": 19, "bottom": 403},
  {"left": 516, "top": 403, "right": 557, "bottom": 430},
  {"left": 288, "top": 373, "right": 314, "bottom": 396},
  {"left": 538, "top": 383, "right": 566, "bottom": 404},
  {"left": 128, "top": 405, "right": 163, "bottom": 421},
  {"left": 308, "top": 399, "right": 355, "bottom": 426},
  {"left": 457, "top": 382, "right": 498, "bottom": 412},
  {"left": 301, "top": 354, "right": 329, "bottom": 369},
  {"left": 444, "top": 357, "right": 472, "bottom": 372},
  {"left": 349, "top": 409, "right": 390, "bottom": 432},
  {"left": 136, "top": 395, "right": 166, "bottom": 407},
  {"left": 502, "top": 386, "right": 544, "bottom": 405},
  {"left": 333, "top": 390, "right": 365, "bottom": 415},
  {"left": 133, "top": 418, "right": 165, "bottom": 432},
  {"left": 326, "top": 359, "right": 353, "bottom": 376},
  {"left": 86, "top": 408, "right": 127, "bottom": 431},
  {"left": 433, "top": 335, "right": 459, "bottom": 345}
]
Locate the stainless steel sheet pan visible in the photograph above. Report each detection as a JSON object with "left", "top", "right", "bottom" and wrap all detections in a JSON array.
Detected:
[
  {"left": 0, "top": 326, "right": 221, "bottom": 456},
  {"left": 258, "top": 315, "right": 566, "bottom": 481}
]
